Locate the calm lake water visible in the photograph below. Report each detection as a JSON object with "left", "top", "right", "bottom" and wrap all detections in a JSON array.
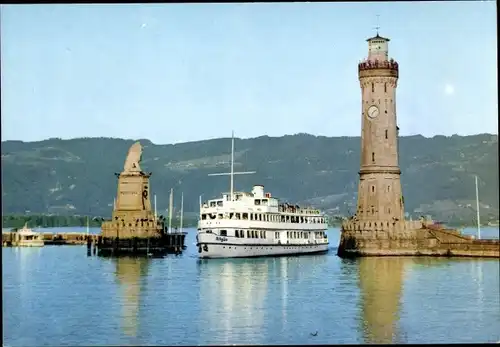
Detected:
[{"left": 3, "top": 227, "right": 500, "bottom": 346}]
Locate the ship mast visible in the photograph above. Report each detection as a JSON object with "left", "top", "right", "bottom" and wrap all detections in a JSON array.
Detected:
[
  {"left": 230, "top": 131, "right": 235, "bottom": 200},
  {"left": 208, "top": 131, "right": 256, "bottom": 201}
]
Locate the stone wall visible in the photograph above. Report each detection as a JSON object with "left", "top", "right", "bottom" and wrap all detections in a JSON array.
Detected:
[{"left": 338, "top": 225, "right": 499, "bottom": 258}]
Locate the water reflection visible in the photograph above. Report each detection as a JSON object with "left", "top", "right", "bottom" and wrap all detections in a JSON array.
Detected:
[
  {"left": 198, "top": 259, "right": 269, "bottom": 344},
  {"left": 279, "top": 257, "right": 289, "bottom": 327},
  {"left": 357, "top": 257, "right": 409, "bottom": 344},
  {"left": 16, "top": 247, "right": 42, "bottom": 283},
  {"left": 113, "top": 257, "right": 150, "bottom": 337},
  {"left": 196, "top": 254, "right": 329, "bottom": 344}
]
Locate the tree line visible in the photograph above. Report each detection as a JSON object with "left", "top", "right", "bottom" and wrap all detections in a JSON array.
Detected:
[{"left": 1, "top": 214, "right": 200, "bottom": 229}]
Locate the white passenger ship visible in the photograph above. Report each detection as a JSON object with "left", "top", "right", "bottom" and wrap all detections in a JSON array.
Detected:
[{"left": 196, "top": 133, "right": 329, "bottom": 259}]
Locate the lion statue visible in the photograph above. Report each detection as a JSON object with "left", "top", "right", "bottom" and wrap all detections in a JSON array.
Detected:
[{"left": 123, "top": 141, "right": 142, "bottom": 172}]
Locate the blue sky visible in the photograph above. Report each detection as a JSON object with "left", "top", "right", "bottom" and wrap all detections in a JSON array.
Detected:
[{"left": 1, "top": 2, "right": 497, "bottom": 144}]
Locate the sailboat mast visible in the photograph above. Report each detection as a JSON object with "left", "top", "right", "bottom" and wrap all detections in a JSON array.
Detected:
[
  {"left": 180, "top": 192, "right": 184, "bottom": 233},
  {"left": 168, "top": 188, "right": 173, "bottom": 234},
  {"left": 475, "top": 175, "right": 481, "bottom": 239},
  {"left": 230, "top": 131, "right": 235, "bottom": 201}
]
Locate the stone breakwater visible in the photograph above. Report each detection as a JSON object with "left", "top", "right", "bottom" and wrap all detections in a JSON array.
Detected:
[{"left": 338, "top": 223, "right": 499, "bottom": 258}]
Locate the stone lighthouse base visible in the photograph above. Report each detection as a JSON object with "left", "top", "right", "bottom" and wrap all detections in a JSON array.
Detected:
[{"left": 338, "top": 219, "right": 499, "bottom": 258}]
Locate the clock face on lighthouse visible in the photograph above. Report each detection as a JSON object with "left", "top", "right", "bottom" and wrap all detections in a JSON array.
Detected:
[{"left": 367, "top": 105, "right": 379, "bottom": 119}]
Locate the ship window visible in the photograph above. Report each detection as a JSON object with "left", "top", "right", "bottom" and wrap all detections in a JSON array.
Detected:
[
  {"left": 372, "top": 152, "right": 375, "bottom": 162},
  {"left": 218, "top": 214, "right": 223, "bottom": 219},
  {"left": 372, "top": 185, "right": 375, "bottom": 193},
  {"left": 247, "top": 230, "right": 250, "bottom": 238},
  {"left": 388, "top": 207, "right": 391, "bottom": 214},
  {"left": 371, "top": 83, "right": 374, "bottom": 93},
  {"left": 210, "top": 201, "right": 216, "bottom": 207},
  {"left": 235, "top": 213, "right": 241, "bottom": 219},
  {"left": 217, "top": 201, "right": 223, "bottom": 207},
  {"left": 201, "top": 214, "right": 206, "bottom": 220},
  {"left": 262, "top": 199, "right": 268, "bottom": 205},
  {"left": 220, "top": 230, "right": 227, "bottom": 237},
  {"left": 243, "top": 213, "right": 248, "bottom": 220},
  {"left": 255, "top": 199, "right": 261, "bottom": 205},
  {"left": 387, "top": 185, "right": 391, "bottom": 192},
  {"left": 259, "top": 214, "right": 263, "bottom": 221},
  {"left": 384, "top": 83, "right": 387, "bottom": 93},
  {"left": 385, "top": 130, "right": 388, "bottom": 139},
  {"left": 371, "top": 206, "right": 375, "bottom": 214}
]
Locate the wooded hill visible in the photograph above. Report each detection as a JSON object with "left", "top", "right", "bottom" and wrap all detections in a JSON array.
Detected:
[{"left": 1, "top": 133, "right": 498, "bottom": 225}]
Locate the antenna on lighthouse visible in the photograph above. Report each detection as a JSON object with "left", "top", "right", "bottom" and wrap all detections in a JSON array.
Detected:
[{"left": 374, "top": 14, "right": 380, "bottom": 35}]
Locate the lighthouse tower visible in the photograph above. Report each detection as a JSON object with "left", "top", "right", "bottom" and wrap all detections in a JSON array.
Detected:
[
  {"left": 356, "top": 33, "right": 405, "bottom": 224},
  {"left": 337, "top": 31, "right": 500, "bottom": 258},
  {"left": 337, "top": 31, "right": 418, "bottom": 257}
]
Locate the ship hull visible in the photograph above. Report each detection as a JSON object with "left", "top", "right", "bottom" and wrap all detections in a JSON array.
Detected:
[{"left": 197, "top": 242, "right": 329, "bottom": 259}]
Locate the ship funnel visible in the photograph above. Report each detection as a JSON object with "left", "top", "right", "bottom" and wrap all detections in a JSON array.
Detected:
[{"left": 252, "top": 185, "right": 265, "bottom": 198}]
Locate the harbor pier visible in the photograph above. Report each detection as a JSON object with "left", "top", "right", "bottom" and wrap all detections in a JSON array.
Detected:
[{"left": 2, "top": 231, "right": 97, "bottom": 246}]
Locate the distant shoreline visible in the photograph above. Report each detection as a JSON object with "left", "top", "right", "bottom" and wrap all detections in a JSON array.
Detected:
[
  {"left": 1, "top": 214, "right": 198, "bottom": 229},
  {"left": 2, "top": 214, "right": 496, "bottom": 230}
]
